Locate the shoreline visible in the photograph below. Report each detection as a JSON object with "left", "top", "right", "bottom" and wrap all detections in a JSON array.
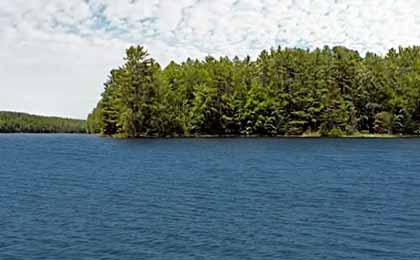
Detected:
[
  {"left": 109, "top": 133, "right": 420, "bottom": 139},
  {"left": 1, "top": 133, "right": 419, "bottom": 139}
]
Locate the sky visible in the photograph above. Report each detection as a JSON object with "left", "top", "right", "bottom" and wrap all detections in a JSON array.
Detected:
[{"left": 1, "top": 0, "right": 420, "bottom": 119}]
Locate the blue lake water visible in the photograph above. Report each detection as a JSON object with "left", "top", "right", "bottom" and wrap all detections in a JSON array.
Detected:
[{"left": 1, "top": 134, "right": 420, "bottom": 260}]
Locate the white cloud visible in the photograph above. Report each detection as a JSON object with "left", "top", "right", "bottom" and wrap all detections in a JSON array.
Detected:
[{"left": 1, "top": 0, "right": 420, "bottom": 118}]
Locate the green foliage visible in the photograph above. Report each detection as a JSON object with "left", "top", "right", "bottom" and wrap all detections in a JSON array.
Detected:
[
  {"left": 87, "top": 45, "right": 420, "bottom": 137},
  {"left": 0, "top": 112, "right": 86, "bottom": 133},
  {"left": 374, "top": 111, "right": 393, "bottom": 134},
  {"left": 326, "top": 128, "right": 346, "bottom": 137}
]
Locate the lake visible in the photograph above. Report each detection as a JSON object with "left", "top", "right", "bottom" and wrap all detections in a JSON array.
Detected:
[{"left": 1, "top": 134, "right": 419, "bottom": 259}]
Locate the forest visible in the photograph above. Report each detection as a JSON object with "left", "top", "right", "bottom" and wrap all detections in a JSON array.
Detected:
[
  {"left": 0, "top": 112, "right": 86, "bottom": 133},
  {"left": 87, "top": 45, "right": 420, "bottom": 137}
]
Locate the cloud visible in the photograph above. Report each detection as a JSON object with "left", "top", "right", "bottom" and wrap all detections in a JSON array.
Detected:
[{"left": 1, "top": 0, "right": 420, "bottom": 118}]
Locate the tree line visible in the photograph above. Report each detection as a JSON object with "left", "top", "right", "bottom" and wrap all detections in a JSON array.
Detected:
[
  {"left": 87, "top": 45, "right": 420, "bottom": 137},
  {"left": 0, "top": 112, "right": 86, "bottom": 133}
]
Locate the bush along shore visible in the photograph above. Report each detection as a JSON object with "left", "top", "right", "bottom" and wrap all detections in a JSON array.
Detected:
[{"left": 87, "top": 45, "right": 420, "bottom": 138}]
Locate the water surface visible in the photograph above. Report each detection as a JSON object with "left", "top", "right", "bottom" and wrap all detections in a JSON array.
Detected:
[{"left": 1, "top": 135, "right": 419, "bottom": 259}]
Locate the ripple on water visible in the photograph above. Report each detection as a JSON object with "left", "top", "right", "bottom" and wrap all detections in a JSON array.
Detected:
[{"left": 0, "top": 135, "right": 420, "bottom": 259}]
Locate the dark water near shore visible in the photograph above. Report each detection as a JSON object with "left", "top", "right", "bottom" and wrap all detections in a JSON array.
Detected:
[{"left": 1, "top": 134, "right": 420, "bottom": 260}]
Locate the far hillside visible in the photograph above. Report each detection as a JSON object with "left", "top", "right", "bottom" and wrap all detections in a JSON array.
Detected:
[{"left": 0, "top": 111, "right": 86, "bottom": 133}]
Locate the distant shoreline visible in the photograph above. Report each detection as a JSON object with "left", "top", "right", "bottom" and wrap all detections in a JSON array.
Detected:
[{"left": 0, "top": 111, "right": 86, "bottom": 134}]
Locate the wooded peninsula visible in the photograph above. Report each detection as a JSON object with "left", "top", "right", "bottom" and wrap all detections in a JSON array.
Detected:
[{"left": 87, "top": 45, "right": 420, "bottom": 137}]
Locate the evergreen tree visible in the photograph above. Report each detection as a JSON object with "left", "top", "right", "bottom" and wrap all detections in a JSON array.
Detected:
[{"left": 87, "top": 45, "right": 420, "bottom": 137}]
